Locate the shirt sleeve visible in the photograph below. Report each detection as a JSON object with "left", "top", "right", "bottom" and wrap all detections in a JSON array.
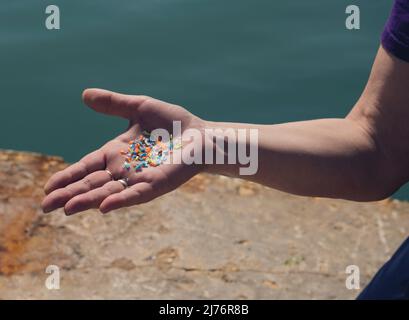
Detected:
[{"left": 382, "top": 0, "right": 409, "bottom": 62}]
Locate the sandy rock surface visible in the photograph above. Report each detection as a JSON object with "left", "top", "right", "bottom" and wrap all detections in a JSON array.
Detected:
[{"left": 1, "top": 149, "right": 409, "bottom": 299}]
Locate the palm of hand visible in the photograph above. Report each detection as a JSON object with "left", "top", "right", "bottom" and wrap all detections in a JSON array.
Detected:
[{"left": 42, "top": 89, "right": 204, "bottom": 215}]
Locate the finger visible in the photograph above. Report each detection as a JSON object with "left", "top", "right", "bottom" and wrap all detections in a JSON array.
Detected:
[
  {"left": 44, "top": 150, "right": 106, "bottom": 194},
  {"left": 90, "top": 172, "right": 147, "bottom": 214},
  {"left": 64, "top": 180, "right": 127, "bottom": 216},
  {"left": 99, "top": 182, "right": 154, "bottom": 214},
  {"left": 82, "top": 88, "right": 150, "bottom": 119},
  {"left": 41, "top": 170, "right": 113, "bottom": 213}
]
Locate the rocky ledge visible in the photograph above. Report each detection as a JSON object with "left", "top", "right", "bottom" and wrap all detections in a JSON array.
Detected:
[{"left": 0, "top": 149, "right": 409, "bottom": 299}]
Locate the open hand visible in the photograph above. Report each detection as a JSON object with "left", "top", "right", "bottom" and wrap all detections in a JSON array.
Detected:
[{"left": 41, "top": 89, "right": 205, "bottom": 215}]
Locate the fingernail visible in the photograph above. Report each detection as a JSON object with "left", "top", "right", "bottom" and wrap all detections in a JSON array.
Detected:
[
  {"left": 100, "top": 208, "right": 110, "bottom": 215},
  {"left": 44, "top": 185, "right": 51, "bottom": 195},
  {"left": 64, "top": 208, "right": 75, "bottom": 216},
  {"left": 41, "top": 201, "right": 52, "bottom": 214}
]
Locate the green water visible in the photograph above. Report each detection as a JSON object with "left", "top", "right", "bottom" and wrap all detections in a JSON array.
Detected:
[{"left": 2, "top": 0, "right": 407, "bottom": 199}]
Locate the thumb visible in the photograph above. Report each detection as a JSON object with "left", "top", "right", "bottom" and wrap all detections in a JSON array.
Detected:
[{"left": 82, "top": 88, "right": 149, "bottom": 119}]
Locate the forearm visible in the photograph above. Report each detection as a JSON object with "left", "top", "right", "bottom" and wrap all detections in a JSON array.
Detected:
[
  {"left": 204, "top": 118, "right": 397, "bottom": 201},
  {"left": 202, "top": 46, "right": 409, "bottom": 201}
]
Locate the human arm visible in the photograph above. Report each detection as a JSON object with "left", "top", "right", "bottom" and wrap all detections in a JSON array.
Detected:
[{"left": 41, "top": 46, "right": 409, "bottom": 215}]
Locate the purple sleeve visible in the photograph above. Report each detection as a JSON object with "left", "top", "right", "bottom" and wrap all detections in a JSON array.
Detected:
[{"left": 382, "top": 0, "right": 409, "bottom": 62}]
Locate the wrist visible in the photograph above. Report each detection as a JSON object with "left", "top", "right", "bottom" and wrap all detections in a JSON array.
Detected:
[{"left": 198, "top": 120, "right": 238, "bottom": 176}]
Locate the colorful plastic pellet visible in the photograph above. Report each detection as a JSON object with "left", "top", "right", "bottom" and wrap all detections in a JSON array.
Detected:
[{"left": 120, "top": 131, "right": 180, "bottom": 172}]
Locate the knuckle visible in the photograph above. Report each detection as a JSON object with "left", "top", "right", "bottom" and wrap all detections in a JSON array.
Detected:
[
  {"left": 60, "top": 188, "right": 73, "bottom": 200},
  {"left": 116, "top": 193, "right": 127, "bottom": 204},
  {"left": 138, "top": 95, "right": 151, "bottom": 102},
  {"left": 76, "top": 195, "right": 89, "bottom": 205},
  {"left": 63, "top": 170, "right": 73, "bottom": 182},
  {"left": 77, "top": 162, "right": 88, "bottom": 176},
  {"left": 131, "top": 190, "right": 141, "bottom": 199},
  {"left": 106, "top": 182, "right": 119, "bottom": 193},
  {"left": 82, "top": 178, "right": 92, "bottom": 187},
  {"left": 82, "top": 195, "right": 94, "bottom": 205},
  {"left": 142, "top": 172, "right": 154, "bottom": 183}
]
